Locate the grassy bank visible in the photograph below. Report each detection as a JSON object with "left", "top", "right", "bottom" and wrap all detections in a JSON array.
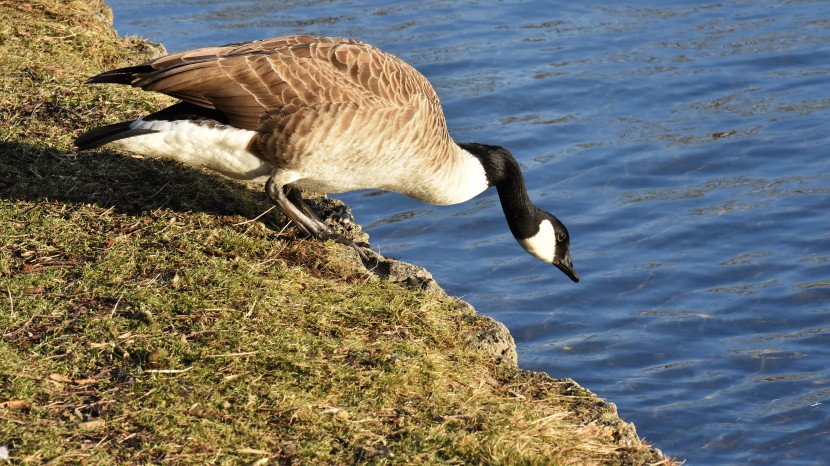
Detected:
[{"left": 0, "top": 1, "right": 670, "bottom": 464}]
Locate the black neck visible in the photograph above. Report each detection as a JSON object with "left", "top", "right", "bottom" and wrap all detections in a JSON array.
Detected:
[{"left": 460, "top": 143, "right": 539, "bottom": 240}]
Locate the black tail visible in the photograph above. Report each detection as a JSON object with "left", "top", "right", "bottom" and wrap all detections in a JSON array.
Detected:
[
  {"left": 74, "top": 121, "right": 157, "bottom": 150},
  {"left": 76, "top": 64, "right": 156, "bottom": 150},
  {"left": 85, "top": 64, "right": 154, "bottom": 85}
]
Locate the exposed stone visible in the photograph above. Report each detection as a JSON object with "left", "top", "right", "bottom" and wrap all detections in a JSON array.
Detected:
[
  {"left": 461, "top": 313, "right": 519, "bottom": 366},
  {"left": 305, "top": 193, "right": 370, "bottom": 244},
  {"left": 126, "top": 38, "right": 167, "bottom": 63}
]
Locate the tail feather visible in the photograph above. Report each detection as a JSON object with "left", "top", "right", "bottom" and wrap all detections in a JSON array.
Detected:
[
  {"left": 74, "top": 121, "right": 157, "bottom": 150},
  {"left": 85, "top": 64, "right": 155, "bottom": 85}
]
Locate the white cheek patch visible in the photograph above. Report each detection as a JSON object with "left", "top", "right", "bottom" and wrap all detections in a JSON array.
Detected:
[{"left": 517, "top": 219, "right": 556, "bottom": 263}]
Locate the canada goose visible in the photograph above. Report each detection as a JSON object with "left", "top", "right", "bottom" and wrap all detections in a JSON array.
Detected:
[{"left": 75, "top": 35, "right": 579, "bottom": 282}]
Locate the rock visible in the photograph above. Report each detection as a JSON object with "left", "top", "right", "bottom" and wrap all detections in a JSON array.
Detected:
[{"left": 461, "top": 313, "right": 519, "bottom": 367}]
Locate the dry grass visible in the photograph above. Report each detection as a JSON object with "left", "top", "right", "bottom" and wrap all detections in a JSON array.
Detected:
[{"left": 0, "top": 0, "right": 672, "bottom": 464}]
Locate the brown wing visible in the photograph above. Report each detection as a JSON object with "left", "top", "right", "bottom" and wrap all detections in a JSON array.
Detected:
[{"left": 121, "top": 35, "right": 441, "bottom": 131}]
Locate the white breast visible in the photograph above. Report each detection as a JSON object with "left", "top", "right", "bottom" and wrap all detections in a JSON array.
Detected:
[{"left": 275, "top": 108, "right": 489, "bottom": 206}]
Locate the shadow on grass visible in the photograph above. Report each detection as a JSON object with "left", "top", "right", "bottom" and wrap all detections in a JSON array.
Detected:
[{"left": 0, "top": 141, "right": 284, "bottom": 227}]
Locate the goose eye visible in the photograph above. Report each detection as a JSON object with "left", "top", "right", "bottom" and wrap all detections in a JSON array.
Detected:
[{"left": 556, "top": 233, "right": 566, "bottom": 242}]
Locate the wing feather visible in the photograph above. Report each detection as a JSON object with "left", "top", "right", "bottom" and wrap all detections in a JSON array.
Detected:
[{"left": 101, "top": 36, "right": 440, "bottom": 131}]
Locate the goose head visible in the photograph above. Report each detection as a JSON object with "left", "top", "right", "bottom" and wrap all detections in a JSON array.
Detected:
[
  {"left": 460, "top": 142, "right": 579, "bottom": 283},
  {"left": 517, "top": 211, "right": 579, "bottom": 282}
]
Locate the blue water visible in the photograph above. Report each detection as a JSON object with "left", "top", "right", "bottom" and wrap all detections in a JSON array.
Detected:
[{"left": 105, "top": 1, "right": 830, "bottom": 463}]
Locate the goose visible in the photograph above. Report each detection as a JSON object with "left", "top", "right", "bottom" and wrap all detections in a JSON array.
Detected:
[{"left": 75, "top": 35, "right": 579, "bottom": 282}]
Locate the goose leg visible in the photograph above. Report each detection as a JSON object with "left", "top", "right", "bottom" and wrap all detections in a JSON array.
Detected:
[
  {"left": 265, "top": 178, "right": 369, "bottom": 261},
  {"left": 265, "top": 177, "right": 329, "bottom": 238},
  {"left": 284, "top": 185, "right": 328, "bottom": 229}
]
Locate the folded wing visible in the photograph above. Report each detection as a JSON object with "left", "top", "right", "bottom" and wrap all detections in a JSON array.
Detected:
[{"left": 87, "top": 35, "right": 440, "bottom": 131}]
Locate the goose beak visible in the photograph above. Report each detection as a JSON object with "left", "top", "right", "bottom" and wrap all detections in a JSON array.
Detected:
[{"left": 553, "top": 252, "right": 579, "bottom": 283}]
